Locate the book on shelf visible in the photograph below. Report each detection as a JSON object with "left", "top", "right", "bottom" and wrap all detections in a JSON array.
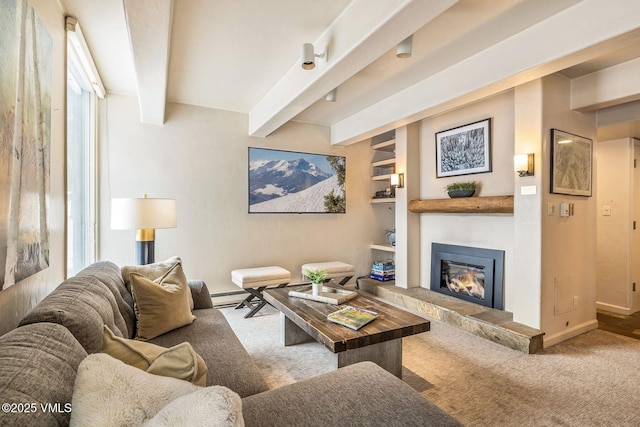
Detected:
[{"left": 327, "top": 306, "right": 378, "bottom": 330}]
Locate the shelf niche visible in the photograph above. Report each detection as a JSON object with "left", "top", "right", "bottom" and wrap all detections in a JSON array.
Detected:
[{"left": 408, "top": 195, "right": 514, "bottom": 214}]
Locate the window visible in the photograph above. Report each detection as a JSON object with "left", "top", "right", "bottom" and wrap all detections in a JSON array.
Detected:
[{"left": 66, "top": 18, "right": 103, "bottom": 277}]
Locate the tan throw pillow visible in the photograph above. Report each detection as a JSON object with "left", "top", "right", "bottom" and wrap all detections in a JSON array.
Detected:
[
  {"left": 102, "top": 326, "right": 207, "bottom": 386},
  {"left": 130, "top": 261, "right": 196, "bottom": 341},
  {"left": 122, "top": 256, "right": 194, "bottom": 310},
  {"left": 70, "top": 354, "right": 243, "bottom": 427}
]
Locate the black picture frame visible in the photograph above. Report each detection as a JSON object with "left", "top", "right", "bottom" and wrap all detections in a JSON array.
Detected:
[
  {"left": 435, "top": 118, "right": 492, "bottom": 178},
  {"left": 248, "top": 147, "right": 346, "bottom": 214},
  {"left": 550, "top": 129, "right": 592, "bottom": 197}
]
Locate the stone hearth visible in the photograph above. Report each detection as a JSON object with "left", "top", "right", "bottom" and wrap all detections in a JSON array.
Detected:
[{"left": 359, "top": 280, "right": 544, "bottom": 354}]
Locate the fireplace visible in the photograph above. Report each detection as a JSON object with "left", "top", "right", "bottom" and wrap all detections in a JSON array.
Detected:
[{"left": 430, "top": 243, "right": 504, "bottom": 310}]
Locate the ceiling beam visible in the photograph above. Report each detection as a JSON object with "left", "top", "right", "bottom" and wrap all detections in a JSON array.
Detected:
[
  {"left": 123, "top": 0, "right": 173, "bottom": 125},
  {"left": 331, "top": 0, "right": 640, "bottom": 145},
  {"left": 571, "top": 57, "right": 640, "bottom": 112},
  {"left": 248, "top": 0, "right": 459, "bottom": 138}
]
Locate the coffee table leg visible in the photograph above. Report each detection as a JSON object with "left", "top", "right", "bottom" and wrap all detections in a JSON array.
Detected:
[
  {"left": 280, "top": 313, "right": 314, "bottom": 346},
  {"left": 333, "top": 338, "right": 403, "bottom": 378}
]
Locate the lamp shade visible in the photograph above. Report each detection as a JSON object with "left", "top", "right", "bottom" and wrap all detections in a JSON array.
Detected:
[{"left": 111, "top": 198, "right": 177, "bottom": 230}]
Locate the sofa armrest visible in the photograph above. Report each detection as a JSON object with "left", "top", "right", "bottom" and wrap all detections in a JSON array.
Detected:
[
  {"left": 187, "top": 280, "right": 214, "bottom": 309},
  {"left": 241, "top": 361, "right": 462, "bottom": 427}
]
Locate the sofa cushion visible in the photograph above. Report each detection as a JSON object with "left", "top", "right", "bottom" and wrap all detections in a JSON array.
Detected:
[
  {"left": 0, "top": 323, "right": 87, "bottom": 427},
  {"left": 19, "top": 263, "right": 131, "bottom": 354},
  {"left": 130, "top": 261, "right": 195, "bottom": 340},
  {"left": 122, "top": 256, "right": 194, "bottom": 310},
  {"left": 102, "top": 325, "right": 207, "bottom": 386},
  {"left": 242, "top": 361, "right": 464, "bottom": 427},
  {"left": 70, "top": 353, "right": 243, "bottom": 427},
  {"left": 75, "top": 261, "right": 136, "bottom": 338},
  {"left": 149, "top": 308, "right": 269, "bottom": 397}
]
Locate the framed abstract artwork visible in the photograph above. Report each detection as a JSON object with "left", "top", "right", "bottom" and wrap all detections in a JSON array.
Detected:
[
  {"left": 436, "top": 118, "right": 491, "bottom": 178},
  {"left": 550, "top": 129, "right": 592, "bottom": 197}
]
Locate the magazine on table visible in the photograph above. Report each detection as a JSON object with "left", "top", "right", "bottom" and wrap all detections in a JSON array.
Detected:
[{"left": 327, "top": 306, "right": 378, "bottom": 330}]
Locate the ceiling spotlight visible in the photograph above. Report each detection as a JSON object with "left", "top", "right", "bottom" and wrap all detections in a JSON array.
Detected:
[
  {"left": 396, "top": 35, "right": 413, "bottom": 58},
  {"left": 325, "top": 88, "right": 337, "bottom": 102},
  {"left": 301, "top": 43, "right": 325, "bottom": 70}
]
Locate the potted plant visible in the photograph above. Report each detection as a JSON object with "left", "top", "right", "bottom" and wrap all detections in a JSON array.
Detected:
[
  {"left": 305, "top": 268, "right": 327, "bottom": 295},
  {"left": 445, "top": 181, "right": 477, "bottom": 198}
]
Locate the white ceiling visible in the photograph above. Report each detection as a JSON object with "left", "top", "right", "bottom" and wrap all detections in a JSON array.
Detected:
[{"left": 59, "top": 0, "right": 640, "bottom": 142}]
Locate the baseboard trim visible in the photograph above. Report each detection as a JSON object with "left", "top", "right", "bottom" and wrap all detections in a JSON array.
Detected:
[
  {"left": 543, "top": 319, "right": 598, "bottom": 347},
  {"left": 596, "top": 301, "right": 632, "bottom": 315}
]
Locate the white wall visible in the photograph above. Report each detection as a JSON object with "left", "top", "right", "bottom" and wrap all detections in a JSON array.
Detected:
[
  {"left": 0, "top": 0, "right": 66, "bottom": 336},
  {"left": 541, "top": 74, "right": 597, "bottom": 346},
  {"left": 418, "top": 91, "right": 515, "bottom": 311},
  {"left": 596, "top": 138, "right": 633, "bottom": 313},
  {"left": 99, "top": 95, "right": 376, "bottom": 294}
]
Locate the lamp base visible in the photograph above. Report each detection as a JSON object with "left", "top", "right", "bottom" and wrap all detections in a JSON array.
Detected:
[{"left": 136, "top": 240, "right": 155, "bottom": 265}]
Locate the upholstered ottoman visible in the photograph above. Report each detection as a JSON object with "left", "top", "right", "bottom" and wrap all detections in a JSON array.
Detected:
[
  {"left": 301, "top": 261, "right": 355, "bottom": 286},
  {"left": 231, "top": 266, "right": 291, "bottom": 318}
]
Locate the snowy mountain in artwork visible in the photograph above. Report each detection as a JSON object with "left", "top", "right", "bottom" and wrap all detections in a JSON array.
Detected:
[
  {"left": 248, "top": 149, "right": 345, "bottom": 213},
  {"left": 250, "top": 175, "right": 344, "bottom": 213}
]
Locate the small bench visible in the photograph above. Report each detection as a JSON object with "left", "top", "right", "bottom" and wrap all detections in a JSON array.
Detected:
[
  {"left": 301, "top": 261, "right": 355, "bottom": 287},
  {"left": 232, "top": 266, "right": 291, "bottom": 318}
]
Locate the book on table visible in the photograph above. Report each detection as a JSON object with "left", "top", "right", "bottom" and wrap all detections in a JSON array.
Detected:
[{"left": 327, "top": 306, "right": 378, "bottom": 330}]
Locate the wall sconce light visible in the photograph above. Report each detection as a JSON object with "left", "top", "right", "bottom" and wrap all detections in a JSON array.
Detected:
[
  {"left": 390, "top": 173, "right": 404, "bottom": 188},
  {"left": 301, "top": 43, "right": 326, "bottom": 70},
  {"left": 325, "top": 88, "right": 337, "bottom": 102},
  {"left": 514, "top": 153, "right": 535, "bottom": 177},
  {"left": 396, "top": 35, "right": 413, "bottom": 58}
]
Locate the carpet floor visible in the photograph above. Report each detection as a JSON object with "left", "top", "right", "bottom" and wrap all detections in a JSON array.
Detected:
[{"left": 221, "top": 305, "right": 640, "bottom": 427}]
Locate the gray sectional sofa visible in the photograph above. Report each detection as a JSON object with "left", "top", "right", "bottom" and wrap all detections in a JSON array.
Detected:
[{"left": 0, "top": 260, "right": 462, "bottom": 426}]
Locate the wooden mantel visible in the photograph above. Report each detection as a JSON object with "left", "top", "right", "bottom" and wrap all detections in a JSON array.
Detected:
[{"left": 409, "top": 195, "right": 514, "bottom": 214}]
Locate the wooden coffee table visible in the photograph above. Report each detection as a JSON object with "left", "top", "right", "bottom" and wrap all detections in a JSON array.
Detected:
[{"left": 263, "top": 286, "right": 430, "bottom": 378}]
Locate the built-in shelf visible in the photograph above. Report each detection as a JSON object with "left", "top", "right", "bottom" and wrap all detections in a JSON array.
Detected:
[
  {"left": 371, "top": 198, "right": 395, "bottom": 204},
  {"left": 408, "top": 195, "right": 514, "bottom": 214},
  {"left": 369, "top": 243, "right": 396, "bottom": 253},
  {"left": 371, "top": 139, "right": 396, "bottom": 152},
  {"left": 371, "top": 158, "right": 396, "bottom": 168},
  {"left": 372, "top": 174, "right": 392, "bottom": 181}
]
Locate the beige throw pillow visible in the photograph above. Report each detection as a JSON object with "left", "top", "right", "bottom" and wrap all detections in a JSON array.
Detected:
[
  {"left": 130, "top": 261, "right": 196, "bottom": 341},
  {"left": 102, "top": 326, "right": 207, "bottom": 386},
  {"left": 70, "top": 354, "right": 243, "bottom": 427},
  {"left": 122, "top": 256, "right": 194, "bottom": 310}
]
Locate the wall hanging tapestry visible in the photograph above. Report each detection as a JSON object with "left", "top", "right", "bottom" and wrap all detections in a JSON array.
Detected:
[{"left": 0, "top": 0, "right": 52, "bottom": 289}]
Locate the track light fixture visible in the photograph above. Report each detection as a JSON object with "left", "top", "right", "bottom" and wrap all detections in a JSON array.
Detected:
[
  {"left": 301, "top": 43, "right": 325, "bottom": 70},
  {"left": 325, "top": 88, "right": 337, "bottom": 102},
  {"left": 396, "top": 35, "right": 413, "bottom": 58}
]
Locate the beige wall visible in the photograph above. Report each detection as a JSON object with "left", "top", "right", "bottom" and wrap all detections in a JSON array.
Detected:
[
  {"left": 596, "top": 138, "right": 633, "bottom": 313},
  {"left": 99, "top": 94, "right": 376, "bottom": 294},
  {"left": 418, "top": 91, "right": 516, "bottom": 311},
  {"left": 0, "top": 0, "right": 67, "bottom": 336},
  {"left": 541, "top": 74, "right": 597, "bottom": 346}
]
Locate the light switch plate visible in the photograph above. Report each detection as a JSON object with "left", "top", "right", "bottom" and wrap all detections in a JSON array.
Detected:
[{"left": 603, "top": 205, "right": 611, "bottom": 216}]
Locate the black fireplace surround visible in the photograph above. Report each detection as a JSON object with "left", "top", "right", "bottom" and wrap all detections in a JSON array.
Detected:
[{"left": 430, "top": 243, "right": 504, "bottom": 310}]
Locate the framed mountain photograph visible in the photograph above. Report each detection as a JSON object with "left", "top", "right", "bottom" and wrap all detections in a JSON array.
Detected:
[{"left": 248, "top": 148, "right": 346, "bottom": 214}]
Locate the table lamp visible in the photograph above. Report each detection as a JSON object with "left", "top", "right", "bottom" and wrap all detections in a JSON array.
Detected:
[{"left": 111, "top": 195, "right": 177, "bottom": 265}]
